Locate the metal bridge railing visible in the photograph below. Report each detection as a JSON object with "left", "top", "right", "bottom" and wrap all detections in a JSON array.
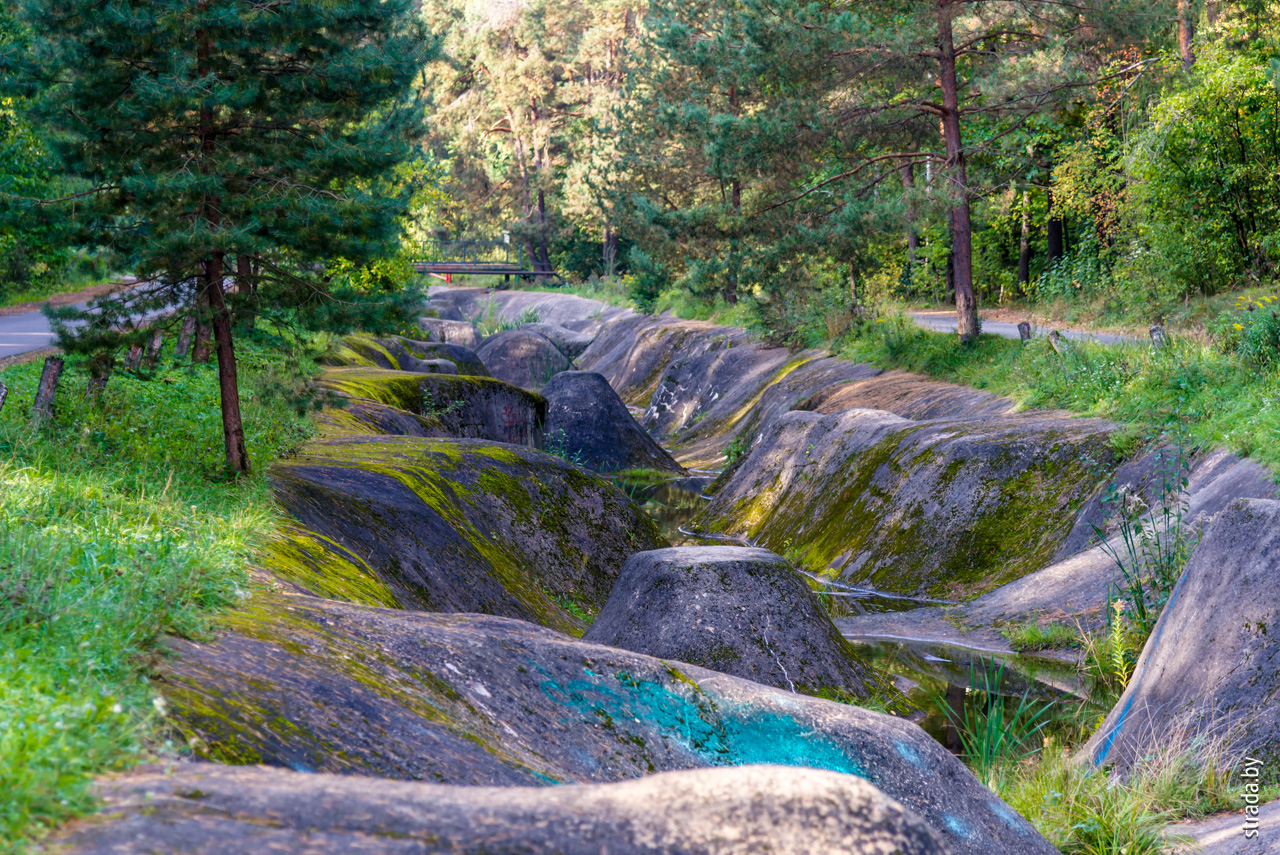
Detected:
[{"left": 418, "top": 239, "right": 528, "bottom": 268}]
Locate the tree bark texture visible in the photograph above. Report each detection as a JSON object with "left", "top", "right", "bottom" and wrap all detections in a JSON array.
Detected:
[
  {"left": 1178, "top": 0, "right": 1195, "bottom": 69},
  {"left": 937, "top": 1, "right": 978, "bottom": 341},
  {"left": 124, "top": 343, "right": 144, "bottom": 371},
  {"left": 901, "top": 162, "right": 920, "bottom": 269},
  {"left": 1017, "top": 193, "right": 1033, "bottom": 293},
  {"left": 31, "top": 356, "right": 64, "bottom": 428}
]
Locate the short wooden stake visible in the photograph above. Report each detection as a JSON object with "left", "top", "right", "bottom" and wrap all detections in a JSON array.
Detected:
[
  {"left": 1149, "top": 324, "right": 1166, "bottom": 349},
  {"left": 1048, "top": 330, "right": 1065, "bottom": 355},
  {"left": 145, "top": 329, "right": 164, "bottom": 368},
  {"left": 1017, "top": 321, "right": 1032, "bottom": 344},
  {"left": 124, "top": 343, "right": 144, "bottom": 371},
  {"left": 31, "top": 356, "right": 64, "bottom": 428},
  {"left": 175, "top": 315, "right": 196, "bottom": 360},
  {"left": 86, "top": 352, "right": 115, "bottom": 401}
]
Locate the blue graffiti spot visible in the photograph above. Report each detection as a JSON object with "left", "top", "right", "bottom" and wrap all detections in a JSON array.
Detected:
[
  {"left": 536, "top": 663, "right": 864, "bottom": 777},
  {"left": 945, "top": 814, "right": 972, "bottom": 838},
  {"left": 895, "top": 740, "right": 926, "bottom": 770},
  {"left": 989, "top": 799, "right": 1028, "bottom": 833}
]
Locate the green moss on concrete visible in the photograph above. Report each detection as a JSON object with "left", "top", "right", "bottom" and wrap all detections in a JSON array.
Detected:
[
  {"left": 261, "top": 525, "right": 402, "bottom": 608},
  {"left": 317, "top": 368, "right": 426, "bottom": 412}
]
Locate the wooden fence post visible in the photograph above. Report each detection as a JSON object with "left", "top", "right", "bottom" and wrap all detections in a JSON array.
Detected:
[
  {"left": 175, "top": 315, "right": 196, "bottom": 360},
  {"left": 144, "top": 329, "right": 164, "bottom": 368},
  {"left": 1047, "top": 330, "right": 1065, "bottom": 355},
  {"left": 86, "top": 352, "right": 115, "bottom": 401},
  {"left": 31, "top": 356, "right": 64, "bottom": 428},
  {"left": 1017, "top": 321, "right": 1032, "bottom": 344},
  {"left": 1149, "top": 324, "right": 1166, "bottom": 349}
]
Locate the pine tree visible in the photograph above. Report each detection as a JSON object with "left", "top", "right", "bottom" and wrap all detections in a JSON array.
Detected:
[{"left": 6, "top": 0, "right": 429, "bottom": 474}]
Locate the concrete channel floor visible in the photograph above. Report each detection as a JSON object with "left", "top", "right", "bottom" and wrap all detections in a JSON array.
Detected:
[{"left": 1172, "top": 800, "right": 1280, "bottom": 854}]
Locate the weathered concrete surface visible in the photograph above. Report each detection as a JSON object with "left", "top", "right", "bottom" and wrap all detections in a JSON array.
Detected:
[
  {"left": 697, "top": 407, "right": 1115, "bottom": 599},
  {"left": 417, "top": 317, "right": 481, "bottom": 349},
  {"left": 314, "top": 398, "right": 446, "bottom": 440},
  {"left": 523, "top": 321, "right": 595, "bottom": 360},
  {"left": 390, "top": 338, "right": 489, "bottom": 378},
  {"left": 542, "top": 371, "right": 683, "bottom": 475},
  {"left": 269, "top": 437, "right": 665, "bottom": 633},
  {"left": 585, "top": 547, "right": 878, "bottom": 696},
  {"left": 427, "top": 286, "right": 634, "bottom": 333},
  {"left": 476, "top": 329, "right": 571, "bottom": 390},
  {"left": 802, "top": 370, "right": 1016, "bottom": 421},
  {"left": 318, "top": 368, "right": 545, "bottom": 448},
  {"left": 1082, "top": 498, "right": 1280, "bottom": 773},
  {"left": 156, "top": 594, "right": 1052, "bottom": 855},
  {"left": 52, "top": 763, "right": 953, "bottom": 855}
]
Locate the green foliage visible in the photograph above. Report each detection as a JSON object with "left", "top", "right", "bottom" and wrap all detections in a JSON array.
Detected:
[
  {"left": 934, "top": 662, "right": 1057, "bottom": 791},
  {"left": 1000, "top": 620, "right": 1079, "bottom": 652},
  {"left": 1129, "top": 46, "right": 1280, "bottom": 298},
  {"left": 0, "top": 340, "right": 311, "bottom": 849}
]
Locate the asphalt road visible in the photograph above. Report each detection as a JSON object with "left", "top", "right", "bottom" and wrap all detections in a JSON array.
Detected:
[
  {"left": 910, "top": 311, "right": 1137, "bottom": 346},
  {"left": 0, "top": 299, "right": 1140, "bottom": 362},
  {"left": 0, "top": 304, "right": 64, "bottom": 360}
]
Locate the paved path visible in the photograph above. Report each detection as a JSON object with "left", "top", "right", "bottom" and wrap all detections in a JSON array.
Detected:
[
  {"left": 910, "top": 311, "right": 1138, "bottom": 346},
  {"left": 1172, "top": 799, "right": 1280, "bottom": 854}
]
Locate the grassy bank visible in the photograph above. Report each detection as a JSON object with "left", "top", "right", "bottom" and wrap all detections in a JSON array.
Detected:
[
  {"left": 836, "top": 313, "right": 1280, "bottom": 475},
  {"left": 0, "top": 342, "right": 314, "bottom": 851}
]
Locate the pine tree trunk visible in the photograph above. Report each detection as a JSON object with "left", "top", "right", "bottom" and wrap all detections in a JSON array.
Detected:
[
  {"left": 937, "top": 1, "right": 978, "bottom": 342},
  {"left": 1017, "top": 193, "right": 1033, "bottom": 295},
  {"left": 206, "top": 254, "right": 250, "bottom": 475},
  {"left": 1047, "top": 188, "right": 1065, "bottom": 265},
  {"left": 901, "top": 161, "right": 920, "bottom": 270},
  {"left": 31, "top": 356, "right": 64, "bottom": 428},
  {"left": 602, "top": 225, "right": 619, "bottom": 277},
  {"left": 1177, "top": 0, "right": 1195, "bottom": 69},
  {"left": 124, "top": 343, "right": 143, "bottom": 371},
  {"left": 536, "top": 190, "right": 552, "bottom": 273}
]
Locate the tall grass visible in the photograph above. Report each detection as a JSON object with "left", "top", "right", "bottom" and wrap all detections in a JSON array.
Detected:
[{"left": 0, "top": 341, "right": 312, "bottom": 851}]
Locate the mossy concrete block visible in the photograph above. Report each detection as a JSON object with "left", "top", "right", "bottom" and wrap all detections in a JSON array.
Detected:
[
  {"left": 389, "top": 337, "right": 489, "bottom": 377},
  {"left": 53, "top": 763, "right": 953, "bottom": 855},
  {"left": 584, "top": 547, "right": 878, "bottom": 696},
  {"left": 476, "top": 329, "right": 571, "bottom": 390},
  {"left": 429, "top": 286, "right": 634, "bottom": 332},
  {"left": 314, "top": 399, "right": 447, "bottom": 440},
  {"left": 156, "top": 595, "right": 1053, "bottom": 854},
  {"left": 318, "top": 368, "right": 545, "bottom": 448},
  {"left": 542, "top": 371, "right": 683, "bottom": 475},
  {"left": 698, "top": 408, "right": 1116, "bottom": 599},
  {"left": 417, "top": 317, "right": 481, "bottom": 349},
  {"left": 269, "top": 437, "right": 666, "bottom": 633},
  {"left": 578, "top": 315, "right": 727, "bottom": 406},
  {"left": 1082, "top": 498, "right": 1280, "bottom": 773},
  {"left": 521, "top": 322, "right": 595, "bottom": 360},
  {"left": 800, "top": 370, "right": 1016, "bottom": 421}
]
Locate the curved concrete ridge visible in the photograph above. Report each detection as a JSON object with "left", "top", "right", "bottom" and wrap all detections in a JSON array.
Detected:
[{"left": 50, "top": 763, "right": 954, "bottom": 855}]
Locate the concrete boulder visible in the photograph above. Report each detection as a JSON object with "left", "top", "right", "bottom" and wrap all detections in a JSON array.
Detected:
[
  {"left": 417, "top": 317, "right": 481, "bottom": 349},
  {"left": 584, "top": 547, "right": 877, "bottom": 696},
  {"left": 156, "top": 594, "right": 1054, "bottom": 855},
  {"left": 269, "top": 436, "right": 665, "bottom": 633},
  {"left": 390, "top": 337, "right": 489, "bottom": 378},
  {"left": 542, "top": 371, "right": 683, "bottom": 475},
  {"left": 476, "top": 329, "right": 571, "bottom": 389},
  {"left": 522, "top": 321, "right": 595, "bottom": 360},
  {"left": 314, "top": 398, "right": 446, "bottom": 439},
  {"left": 318, "top": 369, "right": 544, "bottom": 448},
  {"left": 697, "top": 407, "right": 1116, "bottom": 599},
  {"left": 53, "top": 763, "right": 951, "bottom": 855},
  {"left": 1082, "top": 498, "right": 1280, "bottom": 772}
]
